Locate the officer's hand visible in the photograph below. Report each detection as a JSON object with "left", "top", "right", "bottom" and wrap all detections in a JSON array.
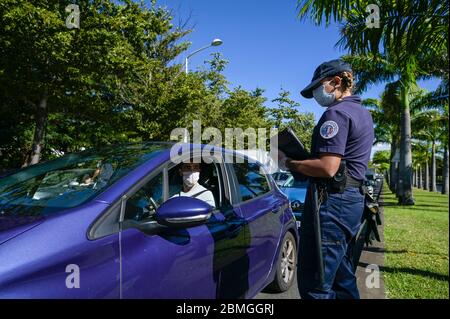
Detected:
[
  {"left": 286, "top": 159, "right": 308, "bottom": 181},
  {"left": 285, "top": 158, "right": 297, "bottom": 172},
  {"left": 277, "top": 150, "right": 289, "bottom": 171}
]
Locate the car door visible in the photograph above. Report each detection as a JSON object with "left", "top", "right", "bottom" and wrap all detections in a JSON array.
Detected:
[
  {"left": 119, "top": 154, "right": 249, "bottom": 298},
  {"left": 226, "top": 155, "right": 286, "bottom": 297}
]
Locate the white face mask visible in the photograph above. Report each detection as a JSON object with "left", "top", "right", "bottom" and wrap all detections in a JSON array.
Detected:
[
  {"left": 313, "top": 81, "right": 336, "bottom": 107},
  {"left": 182, "top": 171, "right": 200, "bottom": 187}
]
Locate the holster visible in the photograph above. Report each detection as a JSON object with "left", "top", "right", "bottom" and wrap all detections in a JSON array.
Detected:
[
  {"left": 327, "top": 160, "right": 347, "bottom": 193},
  {"left": 311, "top": 160, "right": 348, "bottom": 194}
]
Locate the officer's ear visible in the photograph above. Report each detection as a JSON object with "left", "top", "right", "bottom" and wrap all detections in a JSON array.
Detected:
[{"left": 332, "top": 76, "right": 342, "bottom": 89}]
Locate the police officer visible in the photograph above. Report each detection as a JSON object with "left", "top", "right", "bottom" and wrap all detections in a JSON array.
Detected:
[{"left": 285, "top": 59, "right": 374, "bottom": 299}]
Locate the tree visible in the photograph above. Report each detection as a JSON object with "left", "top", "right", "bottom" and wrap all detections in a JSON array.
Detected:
[
  {"left": 412, "top": 141, "right": 430, "bottom": 190},
  {"left": 411, "top": 78, "right": 449, "bottom": 193},
  {"left": 297, "top": 1, "right": 448, "bottom": 56},
  {"left": 372, "top": 150, "right": 390, "bottom": 174},
  {"left": 201, "top": 52, "right": 230, "bottom": 99},
  {"left": 0, "top": 1, "right": 290, "bottom": 171},
  {"left": 268, "top": 89, "right": 315, "bottom": 151},
  {"left": 413, "top": 110, "right": 446, "bottom": 192},
  {"left": 190, "top": 53, "right": 271, "bottom": 149},
  {"left": 0, "top": 0, "right": 190, "bottom": 166},
  {"left": 362, "top": 80, "right": 402, "bottom": 194}
]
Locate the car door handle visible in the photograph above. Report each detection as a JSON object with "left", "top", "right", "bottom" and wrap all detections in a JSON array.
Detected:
[{"left": 271, "top": 206, "right": 280, "bottom": 214}]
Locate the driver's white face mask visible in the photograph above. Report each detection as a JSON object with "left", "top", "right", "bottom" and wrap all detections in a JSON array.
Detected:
[{"left": 182, "top": 171, "right": 200, "bottom": 187}]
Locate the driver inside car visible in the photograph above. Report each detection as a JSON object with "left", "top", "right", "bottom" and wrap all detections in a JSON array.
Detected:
[
  {"left": 170, "top": 162, "right": 216, "bottom": 208},
  {"left": 80, "top": 161, "right": 114, "bottom": 188}
]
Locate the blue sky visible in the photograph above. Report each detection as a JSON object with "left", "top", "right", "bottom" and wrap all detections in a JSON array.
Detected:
[{"left": 155, "top": 0, "right": 441, "bottom": 154}]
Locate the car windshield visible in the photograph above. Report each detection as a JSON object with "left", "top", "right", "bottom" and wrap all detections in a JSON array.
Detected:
[{"left": 0, "top": 143, "right": 167, "bottom": 217}]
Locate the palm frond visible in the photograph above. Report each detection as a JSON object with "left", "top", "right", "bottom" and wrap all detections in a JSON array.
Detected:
[
  {"left": 335, "top": 1, "right": 449, "bottom": 59},
  {"left": 296, "top": 0, "right": 361, "bottom": 26},
  {"left": 341, "top": 54, "right": 397, "bottom": 93},
  {"left": 411, "top": 79, "right": 449, "bottom": 112}
]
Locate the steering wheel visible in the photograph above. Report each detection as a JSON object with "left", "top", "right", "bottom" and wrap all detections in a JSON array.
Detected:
[{"left": 146, "top": 197, "right": 159, "bottom": 212}]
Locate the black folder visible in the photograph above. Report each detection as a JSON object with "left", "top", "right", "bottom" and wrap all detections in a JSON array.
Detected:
[
  {"left": 276, "top": 127, "right": 311, "bottom": 160},
  {"left": 277, "top": 128, "right": 323, "bottom": 283}
]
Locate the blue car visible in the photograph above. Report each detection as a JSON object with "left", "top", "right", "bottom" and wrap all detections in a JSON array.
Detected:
[
  {"left": 272, "top": 172, "right": 292, "bottom": 187},
  {"left": 0, "top": 142, "right": 298, "bottom": 298},
  {"left": 278, "top": 174, "right": 308, "bottom": 227}
]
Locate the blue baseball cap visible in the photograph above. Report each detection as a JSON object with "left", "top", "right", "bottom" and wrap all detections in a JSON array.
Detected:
[{"left": 300, "top": 59, "right": 353, "bottom": 98}]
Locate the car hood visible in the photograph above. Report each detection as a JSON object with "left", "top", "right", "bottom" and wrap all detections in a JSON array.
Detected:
[{"left": 0, "top": 216, "right": 45, "bottom": 245}]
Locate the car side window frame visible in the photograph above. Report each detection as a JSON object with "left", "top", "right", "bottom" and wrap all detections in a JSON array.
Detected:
[
  {"left": 226, "top": 154, "right": 273, "bottom": 205},
  {"left": 165, "top": 151, "right": 230, "bottom": 213},
  {"left": 88, "top": 162, "right": 168, "bottom": 240},
  {"left": 88, "top": 151, "right": 230, "bottom": 239},
  {"left": 121, "top": 169, "right": 167, "bottom": 224}
]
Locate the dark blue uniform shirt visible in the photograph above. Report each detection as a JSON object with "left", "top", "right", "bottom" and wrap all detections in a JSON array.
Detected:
[{"left": 311, "top": 95, "right": 374, "bottom": 181}]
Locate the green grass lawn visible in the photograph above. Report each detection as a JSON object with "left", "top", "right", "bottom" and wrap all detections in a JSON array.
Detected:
[{"left": 382, "top": 186, "right": 449, "bottom": 299}]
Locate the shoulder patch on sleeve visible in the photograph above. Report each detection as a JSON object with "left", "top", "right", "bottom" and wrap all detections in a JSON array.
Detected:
[{"left": 320, "top": 120, "right": 339, "bottom": 139}]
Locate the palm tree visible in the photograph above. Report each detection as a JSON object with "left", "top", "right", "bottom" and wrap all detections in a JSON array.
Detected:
[
  {"left": 412, "top": 141, "right": 429, "bottom": 189},
  {"left": 440, "top": 140, "right": 449, "bottom": 194},
  {"left": 297, "top": 0, "right": 449, "bottom": 204},
  {"left": 439, "top": 124, "right": 449, "bottom": 195},
  {"left": 372, "top": 150, "right": 391, "bottom": 180},
  {"left": 412, "top": 78, "right": 449, "bottom": 193},
  {"left": 362, "top": 80, "right": 401, "bottom": 194},
  {"left": 297, "top": 1, "right": 448, "bottom": 55},
  {"left": 413, "top": 110, "right": 447, "bottom": 192}
]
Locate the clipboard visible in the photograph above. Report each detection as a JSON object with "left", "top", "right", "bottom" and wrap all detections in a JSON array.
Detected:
[{"left": 276, "top": 127, "right": 311, "bottom": 160}]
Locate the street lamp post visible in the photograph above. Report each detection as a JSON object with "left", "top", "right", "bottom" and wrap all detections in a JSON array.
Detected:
[
  {"left": 183, "top": 38, "right": 223, "bottom": 143},
  {"left": 185, "top": 38, "right": 223, "bottom": 74}
]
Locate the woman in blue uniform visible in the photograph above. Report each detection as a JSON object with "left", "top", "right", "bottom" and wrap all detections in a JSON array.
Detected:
[{"left": 285, "top": 59, "right": 374, "bottom": 299}]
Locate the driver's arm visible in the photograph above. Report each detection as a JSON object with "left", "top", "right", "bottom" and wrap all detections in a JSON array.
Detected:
[{"left": 203, "top": 191, "right": 216, "bottom": 208}]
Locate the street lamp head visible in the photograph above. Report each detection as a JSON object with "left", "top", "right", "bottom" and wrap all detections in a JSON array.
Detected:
[
  {"left": 185, "top": 38, "right": 223, "bottom": 74},
  {"left": 211, "top": 38, "right": 223, "bottom": 46}
]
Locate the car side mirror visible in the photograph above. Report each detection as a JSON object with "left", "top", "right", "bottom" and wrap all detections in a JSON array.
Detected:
[{"left": 155, "top": 196, "right": 213, "bottom": 228}]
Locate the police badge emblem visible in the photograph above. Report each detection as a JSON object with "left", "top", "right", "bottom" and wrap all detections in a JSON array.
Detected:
[{"left": 320, "top": 120, "right": 339, "bottom": 139}]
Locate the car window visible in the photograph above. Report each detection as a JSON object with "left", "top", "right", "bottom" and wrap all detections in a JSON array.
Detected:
[
  {"left": 124, "top": 172, "right": 164, "bottom": 222},
  {"left": 232, "top": 159, "right": 271, "bottom": 202},
  {"left": 273, "top": 172, "right": 292, "bottom": 187},
  {"left": 0, "top": 143, "right": 165, "bottom": 216},
  {"left": 282, "top": 176, "right": 308, "bottom": 188},
  {"left": 167, "top": 160, "right": 221, "bottom": 209},
  {"left": 282, "top": 176, "right": 294, "bottom": 187}
]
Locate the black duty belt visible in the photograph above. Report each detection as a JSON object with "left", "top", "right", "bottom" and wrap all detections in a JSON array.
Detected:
[
  {"left": 310, "top": 173, "right": 363, "bottom": 193},
  {"left": 346, "top": 175, "right": 363, "bottom": 188}
]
